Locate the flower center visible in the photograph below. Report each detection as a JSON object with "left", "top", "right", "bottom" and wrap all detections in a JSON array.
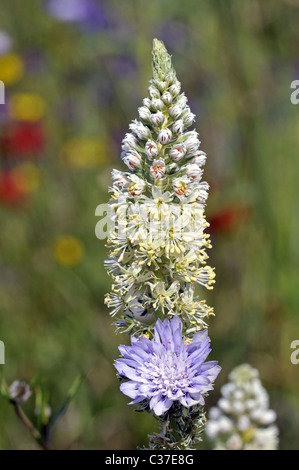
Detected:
[
  {"left": 148, "top": 350, "right": 191, "bottom": 396},
  {"left": 174, "top": 181, "right": 188, "bottom": 196}
]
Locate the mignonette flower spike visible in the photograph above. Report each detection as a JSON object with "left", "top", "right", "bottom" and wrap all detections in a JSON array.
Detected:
[
  {"left": 105, "top": 39, "right": 215, "bottom": 335},
  {"left": 104, "top": 39, "right": 220, "bottom": 449}
]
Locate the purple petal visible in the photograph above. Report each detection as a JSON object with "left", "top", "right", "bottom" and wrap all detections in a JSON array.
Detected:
[
  {"left": 189, "top": 345, "right": 211, "bottom": 365},
  {"left": 179, "top": 393, "right": 203, "bottom": 407},
  {"left": 154, "top": 318, "right": 172, "bottom": 346},
  {"left": 114, "top": 362, "right": 143, "bottom": 382},
  {"left": 150, "top": 394, "right": 173, "bottom": 416},
  {"left": 120, "top": 381, "right": 139, "bottom": 399}
]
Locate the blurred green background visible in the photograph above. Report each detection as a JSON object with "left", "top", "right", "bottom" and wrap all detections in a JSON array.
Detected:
[{"left": 0, "top": 0, "right": 299, "bottom": 450}]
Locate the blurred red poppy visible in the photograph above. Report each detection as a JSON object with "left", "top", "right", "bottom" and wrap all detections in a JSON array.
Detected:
[
  {"left": 0, "top": 122, "right": 45, "bottom": 158},
  {"left": 208, "top": 205, "right": 250, "bottom": 234},
  {"left": 0, "top": 170, "right": 27, "bottom": 207}
]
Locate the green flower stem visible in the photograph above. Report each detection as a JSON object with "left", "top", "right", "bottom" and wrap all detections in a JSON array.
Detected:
[{"left": 11, "top": 400, "right": 50, "bottom": 450}]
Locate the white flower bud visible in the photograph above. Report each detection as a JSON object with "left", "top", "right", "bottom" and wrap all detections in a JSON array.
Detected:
[
  {"left": 156, "top": 80, "right": 168, "bottom": 92},
  {"left": 169, "top": 104, "right": 183, "bottom": 120},
  {"left": 169, "top": 143, "right": 187, "bottom": 162},
  {"left": 172, "top": 119, "right": 184, "bottom": 135},
  {"left": 209, "top": 407, "right": 222, "bottom": 420},
  {"left": 218, "top": 398, "right": 232, "bottom": 413},
  {"left": 162, "top": 91, "right": 172, "bottom": 105},
  {"left": 259, "top": 410, "right": 277, "bottom": 425},
  {"left": 138, "top": 106, "right": 151, "bottom": 121},
  {"left": 227, "top": 434, "right": 243, "bottom": 451},
  {"left": 158, "top": 128, "right": 172, "bottom": 145},
  {"left": 237, "top": 416, "right": 251, "bottom": 432},
  {"left": 205, "top": 421, "right": 220, "bottom": 440},
  {"left": 148, "top": 85, "right": 160, "bottom": 99},
  {"left": 123, "top": 151, "right": 142, "bottom": 170},
  {"left": 250, "top": 408, "right": 264, "bottom": 421},
  {"left": 192, "top": 152, "right": 207, "bottom": 167},
  {"left": 233, "top": 389, "right": 244, "bottom": 401},
  {"left": 183, "top": 131, "right": 201, "bottom": 154},
  {"left": 122, "top": 132, "right": 139, "bottom": 151},
  {"left": 150, "top": 159, "right": 166, "bottom": 180},
  {"left": 150, "top": 111, "right": 164, "bottom": 127},
  {"left": 143, "top": 97, "right": 152, "bottom": 108},
  {"left": 221, "top": 383, "right": 235, "bottom": 398},
  {"left": 196, "top": 182, "right": 209, "bottom": 204},
  {"left": 182, "top": 108, "right": 196, "bottom": 127},
  {"left": 232, "top": 400, "right": 245, "bottom": 414},
  {"left": 151, "top": 98, "right": 164, "bottom": 111},
  {"left": 145, "top": 140, "right": 159, "bottom": 159},
  {"left": 9, "top": 381, "right": 32, "bottom": 403},
  {"left": 186, "top": 163, "right": 203, "bottom": 180},
  {"left": 129, "top": 119, "right": 151, "bottom": 140},
  {"left": 112, "top": 169, "right": 129, "bottom": 189},
  {"left": 176, "top": 94, "right": 188, "bottom": 108},
  {"left": 245, "top": 399, "right": 256, "bottom": 411},
  {"left": 169, "top": 82, "right": 181, "bottom": 97},
  {"left": 218, "top": 416, "right": 234, "bottom": 434}
]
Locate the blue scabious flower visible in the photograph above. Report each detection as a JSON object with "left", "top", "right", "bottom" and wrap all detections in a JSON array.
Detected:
[
  {"left": 46, "top": 0, "right": 107, "bottom": 30},
  {"left": 115, "top": 317, "right": 220, "bottom": 416}
]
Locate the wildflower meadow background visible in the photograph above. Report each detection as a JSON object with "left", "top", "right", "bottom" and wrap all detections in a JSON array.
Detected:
[{"left": 0, "top": 0, "right": 299, "bottom": 450}]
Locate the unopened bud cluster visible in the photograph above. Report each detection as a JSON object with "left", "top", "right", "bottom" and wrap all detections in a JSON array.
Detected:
[{"left": 206, "top": 364, "right": 279, "bottom": 450}]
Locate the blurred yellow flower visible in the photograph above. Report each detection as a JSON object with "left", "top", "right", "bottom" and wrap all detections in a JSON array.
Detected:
[
  {"left": 53, "top": 236, "right": 84, "bottom": 267},
  {"left": 9, "top": 93, "right": 46, "bottom": 121},
  {"left": 60, "top": 138, "right": 107, "bottom": 169},
  {"left": 11, "top": 162, "right": 41, "bottom": 193},
  {"left": 0, "top": 53, "right": 24, "bottom": 85}
]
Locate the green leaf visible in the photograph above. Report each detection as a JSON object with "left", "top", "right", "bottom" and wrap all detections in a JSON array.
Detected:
[
  {"left": 29, "top": 372, "right": 41, "bottom": 390},
  {"left": 49, "top": 374, "right": 84, "bottom": 431}
]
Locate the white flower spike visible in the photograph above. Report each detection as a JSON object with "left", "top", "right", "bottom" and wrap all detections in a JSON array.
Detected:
[
  {"left": 206, "top": 364, "right": 279, "bottom": 450},
  {"left": 105, "top": 39, "right": 215, "bottom": 337}
]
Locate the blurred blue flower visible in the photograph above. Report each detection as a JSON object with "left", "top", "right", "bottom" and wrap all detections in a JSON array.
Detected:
[{"left": 46, "top": 0, "right": 107, "bottom": 31}]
